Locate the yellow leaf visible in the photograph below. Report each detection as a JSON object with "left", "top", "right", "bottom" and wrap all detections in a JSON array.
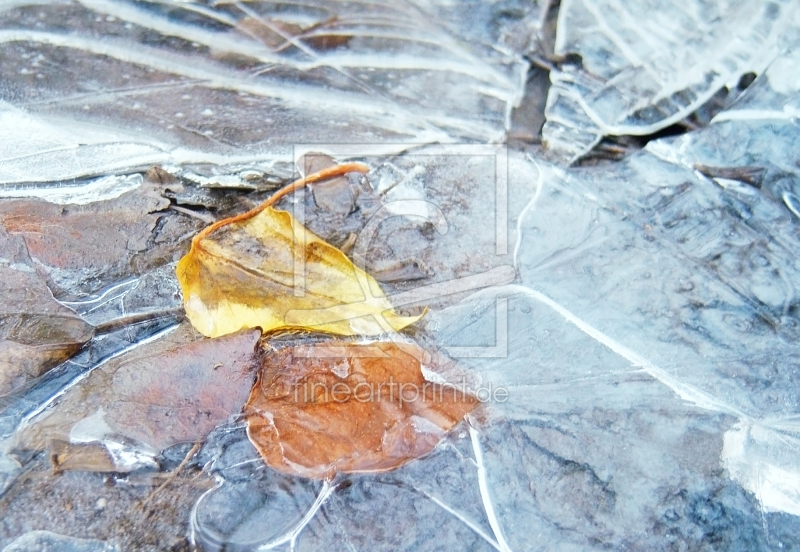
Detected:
[{"left": 176, "top": 163, "right": 424, "bottom": 338}]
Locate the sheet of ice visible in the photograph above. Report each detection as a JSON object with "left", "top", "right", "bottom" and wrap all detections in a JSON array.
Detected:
[
  {"left": 643, "top": 46, "right": 800, "bottom": 519},
  {"left": 542, "top": 0, "right": 800, "bottom": 162},
  {"left": 3, "top": 1, "right": 800, "bottom": 549},
  {"left": 0, "top": 0, "right": 534, "bottom": 185},
  {"left": 8, "top": 138, "right": 798, "bottom": 549},
  {"left": 190, "top": 425, "right": 508, "bottom": 551},
  {"left": 0, "top": 173, "right": 142, "bottom": 204},
  {"left": 0, "top": 101, "right": 167, "bottom": 184},
  {"left": 406, "top": 0, "right": 550, "bottom": 55},
  {"left": 436, "top": 51, "right": 800, "bottom": 546},
  {"left": 13, "top": 324, "right": 260, "bottom": 475},
  {"left": 647, "top": 45, "right": 800, "bottom": 186},
  {"left": 1, "top": 531, "right": 118, "bottom": 552},
  {"left": 0, "top": 315, "right": 180, "bottom": 492}
]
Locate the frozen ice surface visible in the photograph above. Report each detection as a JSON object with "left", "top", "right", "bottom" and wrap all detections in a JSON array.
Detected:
[
  {"left": 647, "top": 45, "right": 800, "bottom": 202},
  {"left": 542, "top": 0, "right": 800, "bottom": 162},
  {"left": 1, "top": 530, "right": 118, "bottom": 552},
  {"left": 424, "top": 46, "right": 800, "bottom": 547},
  {"left": 15, "top": 324, "right": 259, "bottom": 458},
  {"left": 0, "top": 315, "right": 179, "bottom": 493},
  {"left": 190, "top": 422, "right": 506, "bottom": 551},
  {"left": 2, "top": 1, "right": 800, "bottom": 551},
  {"left": 406, "top": 0, "right": 550, "bottom": 55},
  {"left": 0, "top": 0, "right": 535, "bottom": 185}
]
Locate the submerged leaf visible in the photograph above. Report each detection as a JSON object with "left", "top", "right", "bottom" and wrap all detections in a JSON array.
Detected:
[
  {"left": 0, "top": 178, "right": 196, "bottom": 298},
  {"left": 0, "top": 229, "right": 94, "bottom": 395},
  {"left": 176, "top": 163, "right": 423, "bottom": 338},
  {"left": 18, "top": 324, "right": 261, "bottom": 471},
  {"left": 244, "top": 341, "right": 478, "bottom": 479},
  {"left": 104, "top": 327, "right": 261, "bottom": 451}
]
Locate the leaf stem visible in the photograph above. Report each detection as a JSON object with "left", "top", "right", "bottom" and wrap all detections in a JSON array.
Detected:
[{"left": 191, "top": 162, "right": 369, "bottom": 247}]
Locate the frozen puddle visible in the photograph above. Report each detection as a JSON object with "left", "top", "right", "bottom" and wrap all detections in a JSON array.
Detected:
[{"left": 1, "top": 0, "right": 800, "bottom": 550}]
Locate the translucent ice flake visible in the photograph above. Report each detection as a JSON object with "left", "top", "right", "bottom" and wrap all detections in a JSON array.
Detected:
[
  {"left": 406, "top": 0, "right": 550, "bottom": 55},
  {"left": 191, "top": 467, "right": 328, "bottom": 551},
  {"left": 1, "top": 531, "right": 119, "bottom": 552},
  {"left": 61, "top": 265, "right": 184, "bottom": 328},
  {"left": 647, "top": 47, "right": 800, "bottom": 202},
  {"left": 721, "top": 420, "right": 800, "bottom": 517},
  {"left": 514, "top": 151, "right": 800, "bottom": 418},
  {"left": 542, "top": 0, "right": 800, "bottom": 162},
  {"left": 0, "top": 174, "right": 143, "bottom": 205}
]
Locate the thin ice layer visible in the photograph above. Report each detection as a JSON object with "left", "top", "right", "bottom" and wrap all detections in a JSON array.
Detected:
[
  {"left": 456, "top": 60, "right": 800, "bottom": 546},
  {"left": 0, "top": 228, "right": 94, "bottom": 395},
  {"left": 191, "top": 416, "right": 505, "bottom": 550},
  {"left": 411, "top": 146, "right": 800, "bottom": 547},
  {"left": 542, "top": 0, "right": 800, "bottom": 162},
  {"left": 0, "top": 180, "right": 202, "bottom": 298},
  {"left": 643, "top": 46, "right": 800, "bottom": 520},
  {"left": 1, "top": 531, "right": 118, "bottom": 552},
  {"left": 647, "top": 45, "right": 800, "bottom": 194},
  {"left": 407, "top": 0, "right": 550, "bottom": 55},
  {"left": 0, "top": 0, "right": 532, "bottom": 185}
]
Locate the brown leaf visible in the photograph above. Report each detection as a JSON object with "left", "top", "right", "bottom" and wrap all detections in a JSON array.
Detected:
[
  {"left": 0, "top": 179, "right": 199, "bottom": 297},
  {"left": 244, "top": 340, "right": 478, "bottom": 479},
  {"left": 0, "top": 228, "right": 94, "bottom": 395},
  {"left": 105, "top": 327, "right": 261, "bottom": 451},
  {"left": 18, "top": 323, "right": 261, "bottom": 470}
]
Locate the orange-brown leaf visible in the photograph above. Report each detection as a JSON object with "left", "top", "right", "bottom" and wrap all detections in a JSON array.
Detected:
[{"left": 244, "top": 341, "right": 477, "bottom": 479}]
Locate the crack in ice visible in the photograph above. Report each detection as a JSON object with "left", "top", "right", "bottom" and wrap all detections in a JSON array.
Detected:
[{"left": 468, "top": 421, "right": 514, "bottom": 552}]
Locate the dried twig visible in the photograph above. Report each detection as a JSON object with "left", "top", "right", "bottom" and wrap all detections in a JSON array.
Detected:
[{"left": 141, "top": 442, "right": 202, "bottom": 507}]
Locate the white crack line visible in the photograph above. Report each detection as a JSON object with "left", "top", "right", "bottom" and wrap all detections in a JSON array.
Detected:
[
  {"left": 258, "top": 480, "right": 336, "bottom": 551},
  {"left": 421, "top": 489, "right": 507, "bottom": 552},
  {"left": 468, "top": 421, "right": 514, "bottom": 552},
  {"left": 512, "top": 155, "right": 545, "bottom": 269}
]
